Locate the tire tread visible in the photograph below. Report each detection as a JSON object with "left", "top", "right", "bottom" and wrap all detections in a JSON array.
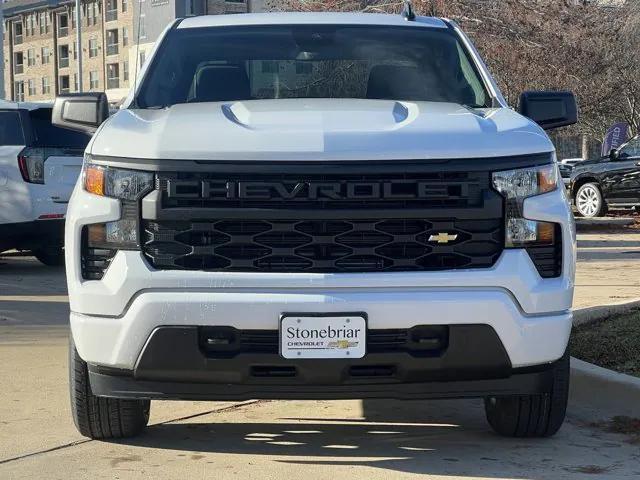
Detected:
[
  {"left": 69, "top": 336, "right": 149, "bottom": 439},
  {"left": 485, "top": 350, "right": 569, "bottom": 438}
]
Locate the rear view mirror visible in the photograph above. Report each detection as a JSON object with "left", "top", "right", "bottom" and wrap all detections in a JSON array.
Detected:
[
  {"left": 52, "top": 93, "right": 109, "bottom": 134},
  {"left": 518, "top": 91, "right": 578, "bottom": 130},
  {"left": 609, "top": 148, "right": 619, "bottom": 161}
]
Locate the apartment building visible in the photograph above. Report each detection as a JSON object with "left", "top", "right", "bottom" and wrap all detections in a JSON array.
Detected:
[
  {"left": 2, "top": 0, "right": 250, "bottom": 103},
  {"left": 2, "top": 0, "right": 134, "bottom": 102}
]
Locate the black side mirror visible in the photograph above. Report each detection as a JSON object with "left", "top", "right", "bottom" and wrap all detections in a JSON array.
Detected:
[
  {"left": 518, "top": 91, "right": 578, "bottom": 130},
  {"left": 609, "top": 148, "right": 619, "bottom": 161},
  {"left": 52, "top": 92, "right": 109, "bottom": 134}
]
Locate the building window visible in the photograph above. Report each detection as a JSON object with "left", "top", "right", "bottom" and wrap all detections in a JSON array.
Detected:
[
  {"left": 86, "top": 2, "right": 98, "bottom": 26},
  {"left": 41, "top": 47, "right": 50, "bottom": 65},
  {"left": 27, "top": 49, "right": 36, "bottom": 67},
  {"left": 58, "top": 45, "right": 69, "bottom": 68},
  {"left": 14, "top": 81, "right": 25, "bottom": 101},
  {"left": 89, "top": 38, "right": 99, "bottom": 58},
  {"left": 123, "top": 60, "right": 129, "bottom": 82},
  {"left": 26, "top": 15, "right": 35, "bottom": 36},
  {"left": 58, "top": 13, "right": 69, "bottom": 38},
  {"left": 139, "top": 50, "right": 146, "bottom": 67},
  {"left": 107, "top": 63, "right": 119, "bottom": 89},
  {"left": 59, "top": 75, "right": 70, "bottom": 94},
  {"left": 122, "top": 0, "right": 128, "bottom": 12},
  {"left": 139, "top": 14, "right": 146, "bottom": 39},
  {"left": 106, "top": 0, "right": 118, "bottom": 22},
  {"left": 89, "top": 71, "right": 99, "bottom": 90},
  {"left": 106, "top": 29, "right": 119, "bottom": 55},
  {"left": 39, "top": 12, "right": 50, "bottom": 35},
  {"left": 122, "top": 27, "right": 129, "bottom": 47},
  {"left": 261, "top": 61, "right": 277, "bottom": 74},
  {"left": 42, "top": 76, "right": 51, "bottom": 95},
  {"left": 73, "top": 73, "right": 78, "bottom": 92},
  {"left": 14, "top": 52, "right": 24, "bottom": 74},
  {"left": 28, "top": 79, "right": 36, "bottom": 96},
  {"left": 185, "top": 0, "right": 194, "bottom": 15},
  {"left": 13, "top": 22, "right": 23, "bottom": 45}
]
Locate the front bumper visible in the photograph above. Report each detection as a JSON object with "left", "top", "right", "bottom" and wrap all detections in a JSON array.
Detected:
[
  {"left": 66, "top": 182, "right": 575, "bottom": 380},
  {"left": 71, "top": 283, "right": 572, "bottom": 370},
  {"left": 87, "top": 325, "right": 560, "bottom": 401}
]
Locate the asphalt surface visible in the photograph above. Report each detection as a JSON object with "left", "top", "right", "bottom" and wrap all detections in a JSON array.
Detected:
[{"left": 1, "top": 230, "right": 640, "bottom": 479}]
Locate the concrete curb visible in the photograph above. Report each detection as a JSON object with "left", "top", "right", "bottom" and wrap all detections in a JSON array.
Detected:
[
  {"left": 575, "top": 217, "right": 635, "bottom": 232},
  {"left": 573, "top": 298, "right": 640, "bottom": 326},
  {"left": 570, "top": 358, "right": 640, "bottom": 418}
]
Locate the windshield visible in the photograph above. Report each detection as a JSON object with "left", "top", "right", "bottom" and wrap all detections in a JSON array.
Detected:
[{"left": 136, "top": 24, "right": 491, "bottom": 108}]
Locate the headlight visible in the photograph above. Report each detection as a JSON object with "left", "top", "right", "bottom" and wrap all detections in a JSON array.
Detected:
[
  {"left": 83, "top": 161, "right": 154, "bottom": 200},
  {"left": 82, "top": 158, "right": 153, "bottom": 251},
  {"left": 492, "top": 163, "right": 559, "bottom": 248},
  {"left": 492, "top": 163, "right": 558, "bottom": 200}
]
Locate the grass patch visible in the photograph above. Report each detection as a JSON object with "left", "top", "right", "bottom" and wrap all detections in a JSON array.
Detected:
[{"left": 570, "top": 309, "right": 640, "bottom": 377}]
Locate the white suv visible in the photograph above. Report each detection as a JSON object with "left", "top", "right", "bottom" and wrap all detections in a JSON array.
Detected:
[
  {"left": 0, "top": 101, "right": 88, "bottom": 265},
  {"left": 56, "top": 12, "right": 577, "bottom": 440}
]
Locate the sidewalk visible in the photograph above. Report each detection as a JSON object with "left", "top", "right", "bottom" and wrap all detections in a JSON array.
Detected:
[{"left": 574, "top": 231, "right": 640, "bottom": 309}]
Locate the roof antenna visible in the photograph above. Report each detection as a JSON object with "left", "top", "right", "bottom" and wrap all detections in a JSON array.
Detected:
[{"left": 402, "top": 0, "right": 416, "bottom": 21}]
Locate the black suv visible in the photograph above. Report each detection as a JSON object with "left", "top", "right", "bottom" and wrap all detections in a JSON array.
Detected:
[{"left": 571, "top": 136, "right": 640, "bottom": 217}]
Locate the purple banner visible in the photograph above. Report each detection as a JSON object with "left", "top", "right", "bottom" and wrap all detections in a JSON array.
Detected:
[{"left": 602, "top": 122, "right": 629, "bottom": 156}]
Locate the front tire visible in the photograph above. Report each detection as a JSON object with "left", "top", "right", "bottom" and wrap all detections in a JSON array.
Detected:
[
  {"left": 575, "top": 182, "right": 607, "bottom": 217},
  {"left": 484, "top": 350, "right": 569, "bottom": 438},
  {"left": 69, "top": 336, "right": 150, "bottom": 439}
]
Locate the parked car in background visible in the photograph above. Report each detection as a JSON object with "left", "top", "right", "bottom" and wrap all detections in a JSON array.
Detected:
[
  {"left": 571, "top": 135, "right": 640, "bottom": 217},
  {"left": 558, "top": 162, "right": 573, "bottom": 186},
  {"left": 560, "top": 157, "right": 585, "bottom": 167},
  {"left": 0, "top": 101, "right": 90, "bottom": 265}
]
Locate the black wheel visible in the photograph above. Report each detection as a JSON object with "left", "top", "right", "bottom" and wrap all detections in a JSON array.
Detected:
[
  {"left": 484, "top": 349, "right": 569, "bottom": 438},
  {"left": 33, "top": 247, "right": 64, "bottom": 267},
  {"left": 69, "top": 336, "right": 150, "bottom": 439},
  {"left": 574, "top": 182, "right": 607, "bottom": 217}
]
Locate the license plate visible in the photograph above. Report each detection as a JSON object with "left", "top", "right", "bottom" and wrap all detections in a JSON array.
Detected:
[{"left": 280, "top": 315, "right": 366, "bottom": 359}]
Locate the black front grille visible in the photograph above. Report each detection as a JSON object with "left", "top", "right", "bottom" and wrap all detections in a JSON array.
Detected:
[
  {"left": 143, "top": 218, "right": 503, "bottom": 273},
  {"left": 143, "top": 163, "right": 506, "bottom": 274}
]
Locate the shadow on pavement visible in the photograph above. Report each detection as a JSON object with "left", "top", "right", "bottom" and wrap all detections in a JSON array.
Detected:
[
  {"left": 0, "top": 255, "right": 69, "bottom": 325},
  {"left": 115, "top": 399, "right": 617, "bottom": 479}
]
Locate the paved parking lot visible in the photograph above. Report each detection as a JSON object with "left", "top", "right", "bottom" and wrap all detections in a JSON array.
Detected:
[{"left": 1, "top": 229, "right": 640, "bottom": 479}]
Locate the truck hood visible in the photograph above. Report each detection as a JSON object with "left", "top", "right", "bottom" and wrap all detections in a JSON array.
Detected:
[{"left": 91, "top": 99, "right": 553, "bottom": 161}]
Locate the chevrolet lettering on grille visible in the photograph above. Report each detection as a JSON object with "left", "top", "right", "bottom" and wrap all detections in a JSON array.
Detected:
[{"left": 166, "top": 180, "right": 468, "bottom": 201}]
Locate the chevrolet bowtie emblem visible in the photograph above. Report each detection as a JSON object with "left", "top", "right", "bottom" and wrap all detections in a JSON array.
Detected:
[{"left": 428, "top": 233, "right": 458, "bottom": 244}]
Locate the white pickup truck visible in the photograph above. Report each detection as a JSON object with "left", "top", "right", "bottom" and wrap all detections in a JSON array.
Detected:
[
  {"left": 54, "top": 11, "right": 577, "bottom": 440},
  {"left": 0, "top": 101, "right": 89, "bottom": 265}
]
